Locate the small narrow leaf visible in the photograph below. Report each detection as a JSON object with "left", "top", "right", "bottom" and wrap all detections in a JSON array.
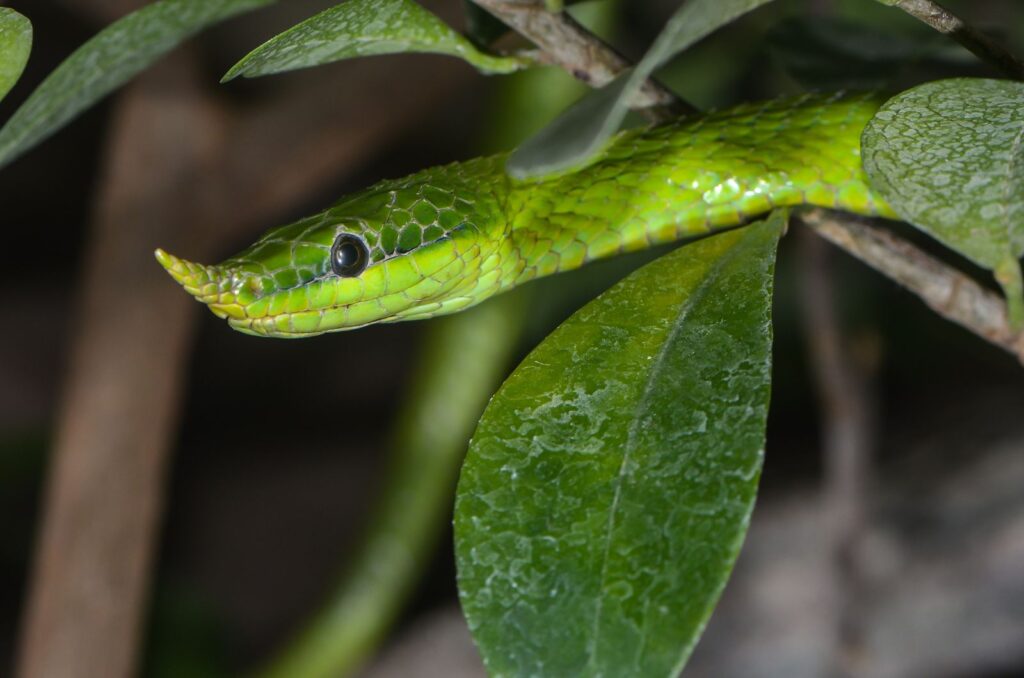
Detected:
[
  {"left": 0, "top": 8, "right": 32, "bottom": 104},
  {"left": 862, "top": 78, "right": 1024, "bottom": 325},
  {"left": 506, "top": 72, "right": 632, "bottom": 179},
  {"left": 455, "top": 215, "right": 783, "bottom": 677},
  {"left": 224, "top": 0, "right": 525, "bottom": 82},
  {"left": 509, "top": 0, "right": 776, "bottom": 177},
  {"left": 0, "top": 0, "right": 273, "bottom": 170}
]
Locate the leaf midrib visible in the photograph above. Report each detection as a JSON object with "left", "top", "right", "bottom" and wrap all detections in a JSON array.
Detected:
[{"left": 584, "top": 231, "right": 750, "bottom": 674}]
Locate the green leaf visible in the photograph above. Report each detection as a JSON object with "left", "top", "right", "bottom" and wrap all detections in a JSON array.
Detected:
[
  {"left": 223, "top": 0, "right": 525, "bottom": 82},
  {"left": 0, "top": 0, "right": 273, "bottom": 170},
  {"left": 455, "top": 214, "right": 783, "bottom": 677},
  {"left": 862, "top": 78, "right": 1024, "bottom": 326},
  {"left": 505, "top": 71, "right": 633, "bottom": 179},
  {"left": 508, "top": 0, "right": 776, "bottom": 178},
  {"left": 0, "top": 8, "right": 32, "bottom": 104}
]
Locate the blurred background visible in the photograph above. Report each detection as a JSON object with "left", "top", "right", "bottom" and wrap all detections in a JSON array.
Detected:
[{"left": 2, "top": 1, "right": 1024, "bottom": 677}]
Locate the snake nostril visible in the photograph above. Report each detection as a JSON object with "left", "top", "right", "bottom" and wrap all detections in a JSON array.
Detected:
[{"left": 244, "top": 275, "right": 274, "bottom": 298}]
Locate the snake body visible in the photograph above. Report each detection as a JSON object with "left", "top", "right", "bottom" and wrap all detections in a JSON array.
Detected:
[{"left": 157, "top": 92, "right": 894, "bottom": 337}]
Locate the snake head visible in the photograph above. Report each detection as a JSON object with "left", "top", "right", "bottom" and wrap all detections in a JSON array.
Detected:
[{"left": 156, "top": 173, "right": 505, "bottom": 337}]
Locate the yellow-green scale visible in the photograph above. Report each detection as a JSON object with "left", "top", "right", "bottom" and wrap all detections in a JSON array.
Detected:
[{"left": 502, "top": 92, "right": 895, "bottom": 290}]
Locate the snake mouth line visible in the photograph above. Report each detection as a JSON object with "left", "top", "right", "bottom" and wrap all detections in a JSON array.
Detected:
[{"left": 155, "top": 247, "right": 464, "bottom": 336}]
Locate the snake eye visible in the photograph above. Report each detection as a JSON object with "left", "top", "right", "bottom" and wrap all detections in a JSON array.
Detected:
[{"left": 330, "top": 233, "right": 369, "bottom": 277}]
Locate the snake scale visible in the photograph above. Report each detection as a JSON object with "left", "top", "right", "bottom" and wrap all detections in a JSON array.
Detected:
[{"left": 157, "top": 92, "right": 895, "bottom": 337}]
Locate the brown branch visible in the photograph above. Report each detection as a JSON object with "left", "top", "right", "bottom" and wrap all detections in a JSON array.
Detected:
[
  {"left": 800, "top": 210, "right": 1024, "bottom": 364},
  {"left": 890, "top": 0, "right": 1024, "bottom": 80},
  {"left": 470, "top": 0, "right": 692, "bottom": 122},
  {"left": 797, "top": 230, "right": 877, "bottom": 677},
  {"left": 14, "top": 53, "right": 221, "bottom": 678}
]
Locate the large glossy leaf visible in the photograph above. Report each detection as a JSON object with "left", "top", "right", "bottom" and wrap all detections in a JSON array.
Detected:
[
  {"left": 455, "top": 215, "right": 783, "bottom": 677},
  {"left": 508, "top": 0, "right": 776, "bottom": 178},
  {"left": 862, "top": 78, "right": 1024, "bottom": 325},
  {"left": 224, "top": 0, "right": 524, "bottom": 82},
  {"left": 0, "top": 0, "right": 273, "bottom": 170},
  {"left": 0, "top": 8, "right": 31, "bottom": 104}
]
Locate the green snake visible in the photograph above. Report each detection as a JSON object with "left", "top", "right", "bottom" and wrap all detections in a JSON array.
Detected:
[{"left": 156, "top": 92, "right": 895, "bottom": 337}]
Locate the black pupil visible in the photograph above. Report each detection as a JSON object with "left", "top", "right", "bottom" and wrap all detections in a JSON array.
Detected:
[{"left": 331, "top": 236, "right": 367, "bottom": 277}]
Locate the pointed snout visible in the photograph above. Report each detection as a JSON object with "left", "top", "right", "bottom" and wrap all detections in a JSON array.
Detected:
[
  {"left": 155, "top": 248, "right": 215, "bottom": 297},
  {"left": 154, "top": 248, "right": 244, "bottom": 320}
]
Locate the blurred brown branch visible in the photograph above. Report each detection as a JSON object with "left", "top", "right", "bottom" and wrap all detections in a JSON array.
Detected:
[
  {"left": 797, "top": 230, "right": 878, "bottom": 677},
  {"left": 15, "top": 15, "right": 475, "bottom": 678}
]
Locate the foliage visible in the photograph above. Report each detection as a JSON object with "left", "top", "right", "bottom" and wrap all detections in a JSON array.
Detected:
[
  {"left": 0, "top": 0, "right": 273, "bottom": 169},
  {"left": 0, "top": 7, "right": 31, "bottom": 104},
  {"left": 862, "top": 78, "right": 1024, "bottom": 325},
  {"left": 456, "top": 215, "right": 781, "bottom": 676},
  {"left": 3, "top": 1, "right": 1022, "bottom": 677},
  {"left": 223, "top": 0, "right": 524, "bottom": 81},
  {"left": 508, "top": 0, "right": 777, "bottom": 177}
]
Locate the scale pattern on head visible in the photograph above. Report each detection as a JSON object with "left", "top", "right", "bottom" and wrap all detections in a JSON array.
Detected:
[{"left": 156, "top": 155, "right": 512, "bottom": 337}]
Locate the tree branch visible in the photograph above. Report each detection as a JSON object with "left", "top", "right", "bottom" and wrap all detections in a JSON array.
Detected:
[
  {"left": 800, "top": 210, "right": 1024, "bottom": 364},
  {"left": 797, "top": 230, "right": 877, "bottom": 677},
  {"left": 470, "top": 0, "right": 693, "bottom": 122},
  {"left": 888, "top": 0, "right": 1024, "bottom": 80}
]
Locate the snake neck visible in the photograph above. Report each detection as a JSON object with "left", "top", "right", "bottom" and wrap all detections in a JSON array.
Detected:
[{"left": 503, "top": 91, "right": 896, "bottom": 287}]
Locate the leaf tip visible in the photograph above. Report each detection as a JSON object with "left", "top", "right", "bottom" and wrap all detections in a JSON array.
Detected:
[{"left": 220, "top": 62, "right": 247, "bottom": 83}]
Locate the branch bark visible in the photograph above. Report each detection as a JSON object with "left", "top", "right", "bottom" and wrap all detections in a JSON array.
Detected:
[
  {"left": 800, "top": 210, "right": 1024, "bottom": 364},
  {"left": 470, "top": 0, "right": 692, "bottom": 121}
]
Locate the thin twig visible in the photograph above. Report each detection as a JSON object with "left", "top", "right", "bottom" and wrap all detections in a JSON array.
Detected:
[
  {"left": 890, "top": 0, "right": 1024, "bottom": 80},
  {"left": 797, "top": 230, "right": 876, "bottom": 677},
  {"left": 470, "top": 0, "right": 693, "bottom": 122},
  {"left": 800, "top": 210, "right": 1024, "bottom": 364}
]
